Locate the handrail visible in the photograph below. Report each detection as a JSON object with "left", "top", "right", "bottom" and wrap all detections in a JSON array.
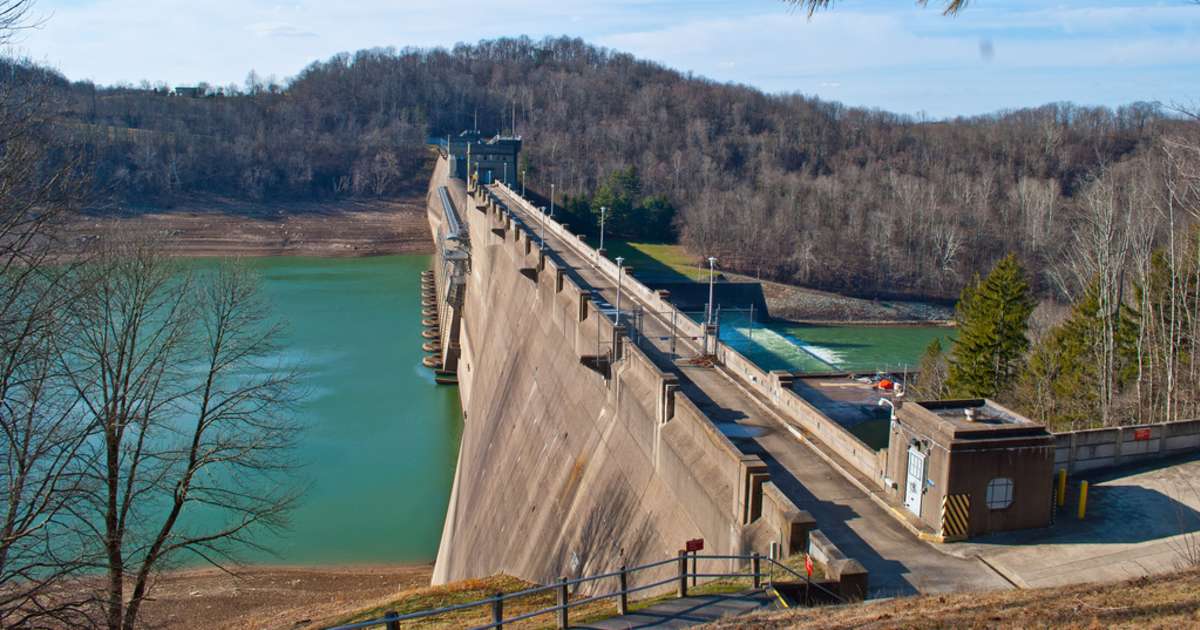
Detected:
[{"left": 325, "top": 552, "right": 842, "bottom": 629}]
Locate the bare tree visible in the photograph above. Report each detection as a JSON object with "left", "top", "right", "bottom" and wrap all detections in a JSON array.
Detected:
[
  {"left": 0, "top": 1, "right": 99, "bottom": 625},
  {"left": 1051, "top": 171, "right": 1134, "bottom": 425},
  {"left": 60, "top": 245, "right": 301, "bottom": 630},
  {"left": 789, "top": 0, "right": 968, "bottom": 17}
]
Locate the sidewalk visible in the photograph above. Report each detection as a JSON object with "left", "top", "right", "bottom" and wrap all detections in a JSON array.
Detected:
[{"left": 575, "top": 589, "right": 776, "bottom": 629}]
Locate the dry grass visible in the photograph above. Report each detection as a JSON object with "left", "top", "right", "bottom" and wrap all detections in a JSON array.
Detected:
[{"left": 702, "top": 568, "right": 1200, "bottom": 629}]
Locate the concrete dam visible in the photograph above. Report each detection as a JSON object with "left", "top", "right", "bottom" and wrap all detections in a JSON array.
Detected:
[{"left": 420, "top": 150, "right": 1135, "bottom": 598}]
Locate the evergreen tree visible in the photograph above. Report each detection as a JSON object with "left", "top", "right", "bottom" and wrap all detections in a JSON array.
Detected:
[
  {"left": 913, "top": 337, "right": 950, "bottom": 400},
  {"left": 1014, "top": 283, "right": 1137, "bottom": 429},
  {"left": 946, "top": 254, "right": 1036, "bottom": 399}
]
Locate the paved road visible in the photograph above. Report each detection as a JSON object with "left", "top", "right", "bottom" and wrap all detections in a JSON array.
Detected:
[
  {"left": 577, "top": 589, "right": 776, "bottom": 629},
  {"left": 945, "top": 454, "right": 1200, "bottom": 589},
  {"left": 490, "top": 185, "right": 1010, "bottom": 597}
]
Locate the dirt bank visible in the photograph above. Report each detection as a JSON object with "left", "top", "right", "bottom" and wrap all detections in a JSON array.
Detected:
[
  {"left": 744, "top": 274, "right": 954, "bottom": 323},
  {"left": 137, "top": 564, "right": 433, "bottom": 630},
  {"left": 64, "top": 196, "right": 433, "bottom": 258}
]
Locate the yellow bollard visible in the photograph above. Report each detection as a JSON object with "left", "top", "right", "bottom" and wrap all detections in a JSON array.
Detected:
[
  {"left": 1077, "top": 481, "right": 1089, "bottom": 520},
  {"left": 1057, "top": 469, "right": 1067, "bottom": 508}
]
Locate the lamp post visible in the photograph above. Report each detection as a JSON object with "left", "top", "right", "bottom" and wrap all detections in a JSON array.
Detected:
[
  {"left": 550, "top": 182, "right": 555, "bottom": 217},
  {"left": 503, "top": 162, "right": 508, "bottom": 187},
  {"left": 615, "top": 256, "right": 625, "bottom": 327},
  {"left": 540, "top": 206, "right": 547, "bottom": 252},
  {"left": 706, "top": 257, "right": 717, "bottom": 325},
  {"left": 522, "top": 169, "right": 526, "bottom": 197},
  {"left": 598, "top": 206, "right": 607, "bottom": 263}
]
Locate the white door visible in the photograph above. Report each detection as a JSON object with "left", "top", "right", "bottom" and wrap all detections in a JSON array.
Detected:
[{"left": 905, "top": 447, "right": 926, "bottom": 516}]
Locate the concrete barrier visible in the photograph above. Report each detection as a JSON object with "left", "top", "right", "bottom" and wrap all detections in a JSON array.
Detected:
[
  {"left": 761, "top": 482, "right": 816, "bottom": 556},
  {"left": 1054, "top": 419, "right": 1200, "bottom": 474},
  {"left": 807, "top": 530, "right": 869, "bottom": 602}
]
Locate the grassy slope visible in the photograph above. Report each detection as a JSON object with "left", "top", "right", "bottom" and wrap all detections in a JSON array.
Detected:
[
  {"left": 602, "top": 240, "right": 705, "bottom": 282},
  {"left": 702, "top": 568, "right": 1200, "bottom": 629}
]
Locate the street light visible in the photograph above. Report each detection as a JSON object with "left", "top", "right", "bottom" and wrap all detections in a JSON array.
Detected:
[
  {"left": 540, "top": 206, "right": 547, "bottom": 252},
  {"left": 706, "top": 256, "right": 718, "bottom": 325},
  {"left": 503, "top": 161, "right": 508, "bottom": 187},
  {"left": 550, "top": 182, "right": 555, "bottom": 217},
  {"left": 615, "top": 256, "right": 625, "bottom": 327},
  {"left": 522, "top": 169, "right": 527, "bottom": 197},
  {"left": 598, "top": 206, "right": 607, "bottom": 263}
]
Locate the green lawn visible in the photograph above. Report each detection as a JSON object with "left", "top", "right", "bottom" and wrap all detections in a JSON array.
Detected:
[{"left": 602, "top": 240, "right": 704, "bottom": 283}]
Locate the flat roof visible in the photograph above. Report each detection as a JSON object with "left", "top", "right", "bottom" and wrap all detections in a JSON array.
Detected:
[
  {"left": 791, "top": 374, "right": 900, "bottom": 428},
  {"left": 899, "top": 399, "right": 1049, "bottom": 444}
]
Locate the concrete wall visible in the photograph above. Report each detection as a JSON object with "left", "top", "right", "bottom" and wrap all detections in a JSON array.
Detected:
[{"left": 1054, "top": 419, "right": 1200, "bottom": 474}]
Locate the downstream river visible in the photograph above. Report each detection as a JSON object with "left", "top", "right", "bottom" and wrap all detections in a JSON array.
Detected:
[{"left": 226, "top": 255, "right": 461, "bottom": 565}]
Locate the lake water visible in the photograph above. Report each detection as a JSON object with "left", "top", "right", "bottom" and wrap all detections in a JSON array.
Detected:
[{"left": 226, "top": 255, "right": 461, "bottom": 565}]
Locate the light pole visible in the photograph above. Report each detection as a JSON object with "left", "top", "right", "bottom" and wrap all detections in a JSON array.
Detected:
[
  {"left": 503, "top": 161, "right": 508, "bottom": 187},
  {"left": 522, "top": 169, "right": 526, "bottom": 197},
  {"left": 550, "top": 182, "right": 555, "bottom": 217},
  {"left": 706, "top": 256, "right": 717, "bottom": 325},
  {"left": 540, "top": 206, "right": 547, "bottom": 252},
  {"left": 615, "top": 256, "right": 625, "bottom": 327},
  {"left": 598, "top": 206, "right": 607, "bottom": 262}
]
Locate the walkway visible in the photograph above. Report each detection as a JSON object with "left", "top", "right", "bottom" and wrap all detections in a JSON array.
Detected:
[
  {"left": 576, "top": 589, "right": 776, "bottom": 629},
  {"left": 489, "top": 185, "right": 1010, "bottom": 597}
]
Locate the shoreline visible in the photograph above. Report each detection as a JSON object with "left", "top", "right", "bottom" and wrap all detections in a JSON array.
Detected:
[
  {"left": 64, "top": 196, "right": 435, "bottom": 259},
  {"left": 141, "top": 562, "right": 434, "bottom": 629}
]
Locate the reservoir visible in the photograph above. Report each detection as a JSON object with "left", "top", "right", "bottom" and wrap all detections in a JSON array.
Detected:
[{"left": 224, "top": 255, "right": 462, "bottom": 565}]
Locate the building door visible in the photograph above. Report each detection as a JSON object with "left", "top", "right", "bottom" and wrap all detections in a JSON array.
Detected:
[{"left": 905, "top": 447, "right": 926, "bottom": 516}]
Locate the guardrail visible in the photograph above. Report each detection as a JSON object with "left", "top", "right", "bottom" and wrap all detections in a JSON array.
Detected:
[{"left": 326, "top": 552, "right": 842, "bottom": 630}]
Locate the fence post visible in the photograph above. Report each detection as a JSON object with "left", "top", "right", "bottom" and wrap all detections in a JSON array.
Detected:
[
  {"left": 752, "top": 552, "right": 761, "bottom": 589},
  {"left": 557, "top": 577, "right": 569, "bottom": 629},
  {"left": 384, "top": 610, "right": 400, "bottom": 630},
  {"left": 492, "top": 593, "right": 504, "bottom": 630},
  {"left": 617, "top": 565, "right": 629, "bottom": 616},
  {"left": 677, "top": 550, "right": 688, "bottom": 598}
]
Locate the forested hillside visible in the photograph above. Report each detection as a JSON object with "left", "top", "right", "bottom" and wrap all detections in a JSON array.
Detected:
[{"left": 9, "top": 36, "right": 1192, "bottom": 298}]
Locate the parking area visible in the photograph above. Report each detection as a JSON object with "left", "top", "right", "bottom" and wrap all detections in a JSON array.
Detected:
[{"left": 942, "top": 454, "right": 1200, "bottom": 588}]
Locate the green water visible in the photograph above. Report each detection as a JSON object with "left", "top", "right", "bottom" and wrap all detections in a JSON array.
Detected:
[
  {"left": 212, "top": 255, "right": 461, "bottom": 565},
  {"left": 720, "top": 314, "right": 955, "bottom": 374}
]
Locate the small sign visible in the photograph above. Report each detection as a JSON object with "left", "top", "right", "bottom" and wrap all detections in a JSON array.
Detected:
[
  {"left": 685, "top": 538, "right": 704, "bottom": 552},
  {"left": 1134, "top": 428, "right": 1151, "bottom": 441},
  {"left": 805, "top": 554, "right": 814, "bottom": 577}
]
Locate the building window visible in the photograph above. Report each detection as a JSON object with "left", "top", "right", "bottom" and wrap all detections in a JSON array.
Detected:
[{"left": 986, "top": 478, "right": 1013, "bottom": 510}]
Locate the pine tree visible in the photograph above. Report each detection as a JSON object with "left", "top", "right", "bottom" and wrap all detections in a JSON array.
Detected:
[
  {"left": 946, "top": 254, "right": 1036, "bottom": 399},
  {"left": 913, "top": 337, "right": 950, "bottom": 400},
  {"left": 1014, "top": 283, "right": 1137, "bottom": 430}
]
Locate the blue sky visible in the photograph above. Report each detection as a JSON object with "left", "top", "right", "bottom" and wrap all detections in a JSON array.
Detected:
[{"left": 11, "top": 0, "right": 1200, "bottom": 118}]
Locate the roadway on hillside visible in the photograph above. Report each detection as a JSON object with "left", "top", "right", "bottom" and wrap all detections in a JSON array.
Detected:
[{"left": 489, "top": 184, "right": 1010, "bottom": 597}]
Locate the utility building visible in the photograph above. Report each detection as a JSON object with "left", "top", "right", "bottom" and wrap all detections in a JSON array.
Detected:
[
  {"left": 447, "top": 130, "right": 521, "bottom": 187},
  {"left": 884, "top": 399, "right": 1054, "bottom": 540}
]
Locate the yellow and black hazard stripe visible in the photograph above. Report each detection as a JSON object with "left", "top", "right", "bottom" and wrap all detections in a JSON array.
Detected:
[{"left": 942, "top": 494, "right": 970, "bottom": 540}]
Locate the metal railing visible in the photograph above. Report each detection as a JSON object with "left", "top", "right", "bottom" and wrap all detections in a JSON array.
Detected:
[{"left": 326, "top": 551, "right": 843, "bottom": 630}]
